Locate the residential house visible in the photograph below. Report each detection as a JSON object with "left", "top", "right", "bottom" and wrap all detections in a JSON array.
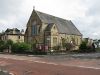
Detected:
[
  {"left": 83, "top": 38, "right": 93, "bottom": 46},
  {"left": 25, "top": 9, "right": 82, "bottom": 51},
  {"left": 1, "top": 28, "right": 24, "bottom": 43}
]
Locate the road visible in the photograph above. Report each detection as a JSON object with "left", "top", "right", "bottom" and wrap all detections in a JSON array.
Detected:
[{"left": 0, "top": 54, "right": 100, "bottom": 75}]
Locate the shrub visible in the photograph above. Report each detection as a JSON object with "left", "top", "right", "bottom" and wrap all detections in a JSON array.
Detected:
[
  {"left": 5, "top": 40, "right": 13, "bottom": 51},
  {"left": 79, "top": 41, "right": 95, "bottom": 53},
  {"left": 32, "top": 43, "right": 37, "bottom": 50},
  {"left": 53, "top": 45, "right": 61, "bottom": 50},
  {"left": 6, "top": 40, "right": 13, "bottom": 45},
  {"left": 65, "top": 43, "right": 74, "bottom": 51},
  {"left": 52, "top": 45, "right": 61, "bottom": 52},
  {"left": 79, "top": 41, "right": 87, "bottom": 51},
  {"left": 0, "top": 40, "right": 6, "bottom": 52},
  {"left": 12, "top": 42, "right": 31, "bottom": 53}
]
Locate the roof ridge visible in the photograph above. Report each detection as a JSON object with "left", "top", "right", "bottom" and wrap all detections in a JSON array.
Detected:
[
  {"left": 35, "top": 10, "right": 70, "bottom": 22},
  {"left": 33, "top": 10, "right": 82, "bottom": 35}
]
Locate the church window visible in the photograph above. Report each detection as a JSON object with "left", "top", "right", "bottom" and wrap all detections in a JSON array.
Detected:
[{"left": 32, "top": 21, "right": 37, "bottom": 35}]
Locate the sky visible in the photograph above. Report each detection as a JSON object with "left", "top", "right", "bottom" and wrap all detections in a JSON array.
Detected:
[{"left": 0, "top": 0, "right": 100, "bottom": 39}]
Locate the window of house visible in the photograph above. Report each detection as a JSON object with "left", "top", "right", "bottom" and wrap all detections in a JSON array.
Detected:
[{"left": 32, "top": 25, "right": 36, "bottom": 35}]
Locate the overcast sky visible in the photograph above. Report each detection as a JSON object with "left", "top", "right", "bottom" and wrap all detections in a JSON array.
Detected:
[{"left": 0, "top": 0, "right": 100, "bottom": 39}]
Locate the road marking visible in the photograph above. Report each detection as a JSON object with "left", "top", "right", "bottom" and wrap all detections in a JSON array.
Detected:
[
  {"left": 1, "top": 56, "right": 100, "bottom": 70},
  {"left": 33, "top": 60, "right": 100, "bottom": 70},
  {"left": 33, "top": 61, "right": 59, "bottom": 66},
  {"left": 75, "top": 66, "right": 100, "bottom": 70}
]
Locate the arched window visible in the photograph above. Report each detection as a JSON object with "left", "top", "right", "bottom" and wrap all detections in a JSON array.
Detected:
[{"left": 32, "top": 21, "right": 37, "bottom": 35}]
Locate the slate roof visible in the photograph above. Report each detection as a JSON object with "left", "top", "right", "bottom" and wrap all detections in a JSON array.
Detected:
[
  {"left": 5, "top": 28, "right": 21, "bottom": 35},
  {"left": 35, "top": 10, "right": 82, "bottom": 36}
]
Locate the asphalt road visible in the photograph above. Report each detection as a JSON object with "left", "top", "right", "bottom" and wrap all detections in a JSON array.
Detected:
[{"left": 0, "top": 54, "right": 100, "bottom": 75}]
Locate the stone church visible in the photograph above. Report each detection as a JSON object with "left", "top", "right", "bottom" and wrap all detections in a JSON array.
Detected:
[{"left": 25, "top": 9, "right": 82, "bottom": 51}]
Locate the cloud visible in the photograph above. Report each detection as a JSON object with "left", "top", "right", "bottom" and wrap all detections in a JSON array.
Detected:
[
  {"left": 0, "top": 0, "right": 27, "bottom": 31},
  {"left": 72, "top": 0, "right": 100, "bottom": 39},
  {"left": 0, "top": 0, "right": 86, "bottom": 31},
  {"left": 0, "top": 0, "right": 100, "bottom": 39}
]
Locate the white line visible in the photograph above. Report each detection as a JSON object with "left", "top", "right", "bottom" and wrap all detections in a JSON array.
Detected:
[
  {"left": 33, "top": 60, "right": 100, "bottom": 70},
  {"left": 33, "top": 61, "right": 59, "bottom": 66},
  {"left": 75, "top": 66, "right": 100, "bottom": 70}
]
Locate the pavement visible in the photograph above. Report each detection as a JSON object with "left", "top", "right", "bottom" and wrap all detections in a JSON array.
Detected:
[{"left": 0, "top": 53, "right": 100, "bottom": 75}]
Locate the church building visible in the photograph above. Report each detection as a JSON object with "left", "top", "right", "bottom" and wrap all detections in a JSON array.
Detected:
[{"left": 25, "top": 9, "right": 82, "bottom": 51}]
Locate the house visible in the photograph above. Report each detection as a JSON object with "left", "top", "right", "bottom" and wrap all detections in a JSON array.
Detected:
[
  {"left": 25, "top": 9, "right": 82, "bottom": 51},
  {"left": 83, "top": 38, "right": 93, "bottom": 46},
  {"left": 1, "top": 28, "right": 24, "bottom": 43}
]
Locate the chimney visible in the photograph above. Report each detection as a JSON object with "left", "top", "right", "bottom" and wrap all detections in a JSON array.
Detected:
[{"left": 21, "top": 29, "right": 24, "bottom": 34}]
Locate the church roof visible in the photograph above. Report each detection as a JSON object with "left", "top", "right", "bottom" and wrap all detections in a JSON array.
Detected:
[{"left": 35, "top": 10, "right": 82, "bottom": 36}]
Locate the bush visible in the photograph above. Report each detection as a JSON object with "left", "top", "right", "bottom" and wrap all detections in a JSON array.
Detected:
[
  {"left": 52, "top": 45, "right": 61, "bottom": 52},
  {"left": 79, "top": 41, "right": 95, "bottom": 53},
  {"left": 0, "top": 40, "right": 6, "bottom": 52},
  {"left": 53, "top": 45, "right": 61, "bottom": 50},
  {"left": 6, "top": 40, "right": 13, "bottom": 46},
  {"left": 65, "top": 43, "right": 74, "bottom": 51},
  {"left": 79, "top": 41, "right": 87, "bottom": 51},
  {"left": 12, "top": 42, "right": 31, "bottom": 53}
]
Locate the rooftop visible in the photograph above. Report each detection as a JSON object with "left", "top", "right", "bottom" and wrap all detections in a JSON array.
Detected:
[{"left": 34, "top": 10, "right": 82, "bottom": 35}]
